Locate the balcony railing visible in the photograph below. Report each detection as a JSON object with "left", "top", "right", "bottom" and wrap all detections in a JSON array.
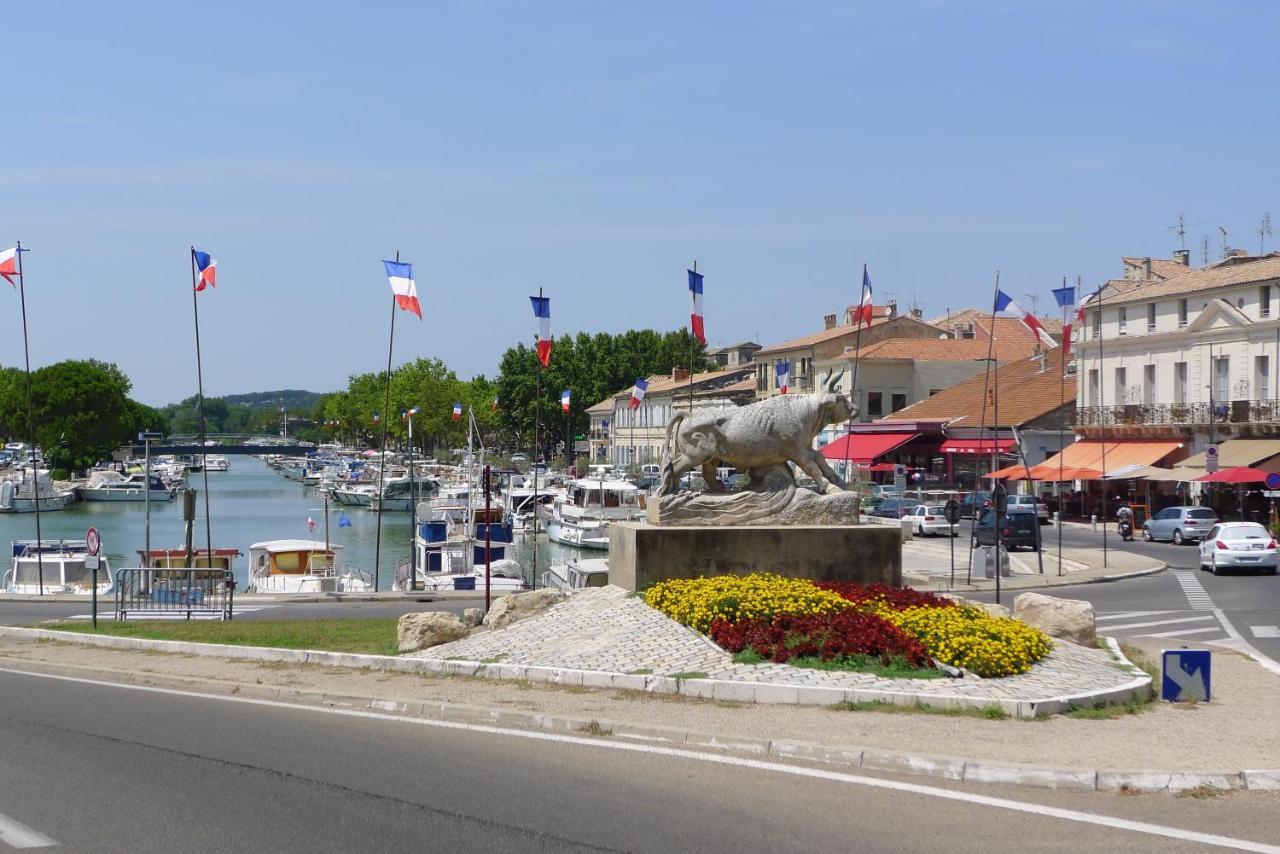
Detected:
[{"left": 1074, "top": 399, "right": 1280, "bottom": 427}]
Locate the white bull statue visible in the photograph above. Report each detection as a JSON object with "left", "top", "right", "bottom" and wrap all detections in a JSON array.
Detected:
[{"left": 659, "top": 367, "right": 856, "bottom": 496}]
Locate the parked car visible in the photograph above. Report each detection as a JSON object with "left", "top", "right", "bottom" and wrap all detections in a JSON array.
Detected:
[
  {"left": 869, "top": 484, "right": 900, "bottom": 501},
  {"left": 971, "top": 509, "right": 1041, "bottom": 551},
  {"left": 1197, "top": 522, "right": 1278, "bottom": 575},
  {"left": 958, "top": 491, "right": 993, "bottom": 519},
  {"left": 510, "top": 453, "right": 528, "bottom": 464},
  {"left": 1007, "top": 494, "right": 1050, "bottom": 523},
  {"left": 1143, "top": 506, "right": 1218, "bottom": 545},
  {"left": 903, "top": 504, "right": 957, "bottom": 537},
  {"left": 869, "top": 497, "right": 913, "bottom": 519}
]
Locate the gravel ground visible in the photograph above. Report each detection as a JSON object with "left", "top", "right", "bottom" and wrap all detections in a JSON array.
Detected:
[{"left": 2, "top": 634, "right": 1277, "bottom": 774}]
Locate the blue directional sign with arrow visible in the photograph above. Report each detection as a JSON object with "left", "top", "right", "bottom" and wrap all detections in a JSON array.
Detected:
[{"left": 1162, "top": 649, "right": 1211, "bottom": 702}]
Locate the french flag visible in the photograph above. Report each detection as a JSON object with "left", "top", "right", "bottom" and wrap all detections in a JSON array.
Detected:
[
  {"left": 776, "top": 361, "right": 790, "bottom": 394},
  {"left": 629, "top": 378, "right": 648, "bottom": 409},
  {"left": 688, "top": 269, "right": 705, "bottom": 346},
  {"left": 192, "top": 248, "right": 217, "bottom": 292},
  {"left": 853, "top": 265, "right": 874, "bottom": 327},
  {"left": 384, "top": 259, "right": 422, "bottom": 319},
  {"left": 561, "top": 389, "right": 571, "bottom": 413},
  {"left": 0, "top": 247, "right": 18, "bottom": 286},
  {"left": 403, "top": 406, "right": 419, "bottom": 420},
  {"left": 1052, "top": 282, "right": 1076, "bottom": 355},
  {"left": 452, "top": 402, "right": 463, "bottom": 421},
  {"left": 530, "top": 295, "right": 552, "bottom": 367},
  {"left": 994, "top": 289, "right": 1056, "bottom": 349},
  {"left": 372, "top": 411, "right": 381, "bottom": 424}
]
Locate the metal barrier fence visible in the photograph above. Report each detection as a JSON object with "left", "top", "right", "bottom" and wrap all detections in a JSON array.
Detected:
[{"left": 114, "top": 568, "right": 235, "bottom": 620}]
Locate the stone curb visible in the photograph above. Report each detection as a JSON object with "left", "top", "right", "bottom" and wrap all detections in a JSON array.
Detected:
[
  {"left": 0, "top": 626, "right": 1150, "bottom": 719},
  {"left": 0, "top": 648, "right": 1272, "bottom": 794}
]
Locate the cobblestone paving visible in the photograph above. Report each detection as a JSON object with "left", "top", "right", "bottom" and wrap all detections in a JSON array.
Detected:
[{"left": 417, "top": 587, "right": 1140, "bottom": 703}]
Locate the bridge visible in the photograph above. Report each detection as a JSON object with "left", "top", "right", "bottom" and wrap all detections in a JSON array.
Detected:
[{"left": 118, "top": 435, "right": 317, "bottom": 458}]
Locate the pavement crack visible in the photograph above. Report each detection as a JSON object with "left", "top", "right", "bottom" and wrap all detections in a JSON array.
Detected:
[{"left": 0, "top": 713, "right": 631, "bottom": 853}]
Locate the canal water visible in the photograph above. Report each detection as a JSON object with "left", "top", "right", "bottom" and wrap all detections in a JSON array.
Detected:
[{"left": 0, "top": 456, "right": 578, "bottom": 589}]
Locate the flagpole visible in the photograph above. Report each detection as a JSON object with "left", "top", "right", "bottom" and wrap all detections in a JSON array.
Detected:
[
  {"left": 1057, "top": 278, "right": 1069, "bottom": 576},
  {"left": 532, "top": 286, "right": 543, "bottom": 590},
  {"left": 841, "top": 264, "right": 870, "bottom": 492},
  {"left": 1097, "top": 281, "right": 1107, "bottom": 568},
  {"left": 967, "top": 271, "right": 1001, "bottom": 585},
  {"left": 14, "top": 243, "right": 43, "bottom": 594},
  {"left": 374, "top": 251, "right": 398, "bottom": 592},
  {"left": 689, "top": 261, "right": 697, "bottom": 424},
  {"left": 189, "top": 248, "right": 214, "bottom": 572}
]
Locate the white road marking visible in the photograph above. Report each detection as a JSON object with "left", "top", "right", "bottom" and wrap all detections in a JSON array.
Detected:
[
  {"left": 1251, "top": 626, "right": 1280, "bottom": 639},
  {"left": 1101, "top": 615, "right": 1216, "bottom": 632},
  {"left": 1138, "top": 627, "right": 1224, "bottom": 640},
  {"left": 1095, "top": 610, "right": 1179, "bottom": 622},
  {"left": 1209, "top": 610, "right": 1280, "bottom": 678},
  {"left": 2, "top": 666, "right": 1279, "bottom": 853},
  {"left": 0, "top": 811, "right": 57, "bottom": 849},
  {"left": 1172, "top": 571, "right": 1216, "bottom": 610}
]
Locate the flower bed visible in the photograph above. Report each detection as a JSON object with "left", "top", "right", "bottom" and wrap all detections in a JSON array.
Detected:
[{"left": 645, "top": 574, "right": 1052, "bottom": 678}]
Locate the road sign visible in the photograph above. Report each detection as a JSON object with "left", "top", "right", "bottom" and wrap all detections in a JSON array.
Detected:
[
  {"left": 1266, "top": 472, "right": 1280, "bottom": 490},
  {"left": 85, "top": 527, "right": 100, "bottom": 556},
  {"left": 943, "top": 499, "right": 961, "bottom": 525},
  {"left": 1162, "top": 649, "right": 1211, "bottom": 702},
  {"left": 85, "top": 554, "right": 101, "bottom": 571},
  {"left": 1205, "top": 444, "right": 1220, "bottom": 474}
]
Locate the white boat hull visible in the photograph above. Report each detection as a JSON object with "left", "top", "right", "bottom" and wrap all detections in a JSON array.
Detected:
[
  {"left": 81, "top": 488, "right": 175, "bottom": 502},
  {"left": 545, "top": 519, "right": 610, "bottom": 550},
  {"left": 249, "top": 574, "right": 373, "bottom": 594}
]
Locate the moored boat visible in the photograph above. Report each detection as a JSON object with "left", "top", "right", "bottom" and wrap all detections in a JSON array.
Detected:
[
  {"left": 542, "top": 478, "right": 643, "bottom": 549},
  {"left": 246, "top": 539, "right": 373, "bottom": 594},
  {"left": 3, "top": 539, "right": 112, "bottom": 595}
]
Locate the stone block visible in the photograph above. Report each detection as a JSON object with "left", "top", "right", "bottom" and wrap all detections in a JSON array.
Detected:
[
  {"left": 461, "top": 607, "right": 484, "bottom": 628},
  {"left": 1013, "top": 592, "right": 1096, "bottom": 646},
  {"left": 609, "top": 521, "right": 901, "bottom": 591},
  {"left": 482, "top": 588, "right": 568, "bottom": 630},
  {"left": 396, "top": 612, "right": 471, "bottom": 652}
]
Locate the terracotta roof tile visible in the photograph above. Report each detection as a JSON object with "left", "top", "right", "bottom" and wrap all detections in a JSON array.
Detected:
[
  {"left": 881, "top": 347, "right": 1073, "bottom": 428},
  {"left": 756, "top": 315, "right": 944, "bottom": 356},
  {"left": 842, "top": 337, "right": 1037, "bottom": 362},
  {"left": 1102, "top": 255, "right": 1280, "bottom": 307}
]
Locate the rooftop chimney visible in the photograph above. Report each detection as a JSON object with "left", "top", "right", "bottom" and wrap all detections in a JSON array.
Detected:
[
  {"left": 887, "top": 300, "right": 897, "bottom": 317},
  {"left": 910, "top": 307, "right": 923, "bottom": 319},
  {"left": 1143, "top": 257, "right": 1152, "bottom": 280},
  {"left": 1174, "top": 249, "right": 1191, "bottom": 267},
  {"left": 671, "top": 367, "right": 690, "bottom": 383},
  {"left": 824, "top": 313, "right": 837, "bottom": 330}
]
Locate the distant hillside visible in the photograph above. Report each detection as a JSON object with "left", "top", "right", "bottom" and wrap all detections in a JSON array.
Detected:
[{"left": 220, "top": 390, "right": 325, "bottom": 410}]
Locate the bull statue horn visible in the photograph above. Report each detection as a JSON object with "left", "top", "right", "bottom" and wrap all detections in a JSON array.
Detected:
[
  {"left": 819, "top": 367, "right": 834, "bottom": 392},
  {"left": 827, "top": 368, "right": 844, "bottom": 393}
]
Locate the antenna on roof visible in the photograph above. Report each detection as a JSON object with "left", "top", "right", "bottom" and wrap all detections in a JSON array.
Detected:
[
  {"left": 1261, "top": 213, "right": 1273, "bottom": 255},
  {"left": 1202, "top": 234, "right": 1211, "bottom": 266},
  {"left": 1170, "top": 212, "right": 1188, "bottom": 250},
  {"left": 1023, "top": 293, "right": 1040, "bottom": 315},
  {"left": 1219, "top": 226, "right": 1229, "bottom": 260}
]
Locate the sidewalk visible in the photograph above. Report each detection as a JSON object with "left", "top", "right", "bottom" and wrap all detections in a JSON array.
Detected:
[
  {"left": 0, "top": 626, "right": 1276, "bottom": 793},
  {"left": 902, "top": 537, "right": 1165, "bottom": 593}
]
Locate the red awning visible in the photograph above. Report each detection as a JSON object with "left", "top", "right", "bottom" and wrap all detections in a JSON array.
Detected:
[
  {"left": 820, "top": 432, "right": 918, "bottom": 463},
  {"left": 939, "top": 438, "right": 1015, "bottom": 455}
]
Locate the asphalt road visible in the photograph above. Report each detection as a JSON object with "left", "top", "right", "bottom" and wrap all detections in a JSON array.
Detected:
[
  {"left": 973, "top": 522, "right": 1280, "bottom": 667},
  {"left": 2, "top": 668, "right": 1278, "bottom": 853}
]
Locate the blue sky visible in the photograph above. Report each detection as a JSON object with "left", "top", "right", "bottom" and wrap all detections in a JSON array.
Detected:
[{"left": 3, "top": 1, "right": 1278, "bottom": 405}]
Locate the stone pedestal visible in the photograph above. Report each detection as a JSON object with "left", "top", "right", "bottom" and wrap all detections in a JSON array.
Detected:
[{"left": 608, "top": 521, "right": 901, "bottom": 591}]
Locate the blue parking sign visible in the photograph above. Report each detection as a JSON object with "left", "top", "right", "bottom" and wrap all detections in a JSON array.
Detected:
[{"left": 1161, "top": 649, "right": 1211, "bottom": 702}]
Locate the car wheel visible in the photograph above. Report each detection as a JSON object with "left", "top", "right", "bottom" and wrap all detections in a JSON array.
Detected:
[
  {"left": 917, "top": 524, "right": 925, "bottom": 537},
  {"left": 1210, "top": 557, "right": 1220, "bottom": 576},
  {"left": 1142, "top": 527, "right": 1153, "bottom": 542},
  {"left": 1173, "top": 529, "right": 1184, "bottom": 545}
]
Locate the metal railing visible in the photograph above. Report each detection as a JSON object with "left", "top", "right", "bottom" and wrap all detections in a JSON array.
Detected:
[
  {"left": 1075, "top": 399, "right": 1280, "bottom": 427},
  {"left": 114, "top": 568, "right": 234, "bottom": 621}
]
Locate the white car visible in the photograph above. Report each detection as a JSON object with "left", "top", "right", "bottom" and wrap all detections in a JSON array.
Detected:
[
  {"left": 1007, "top": 494, "right": 1050, "bottom": 523},
  {"left": 904, "top": 504, "right": 957, "bottom": 537},
  {"left": 1197, "top": 522, "right": 1278, "bottom": 575}
]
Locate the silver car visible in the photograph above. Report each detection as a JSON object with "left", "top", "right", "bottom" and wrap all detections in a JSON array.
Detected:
[
  {"left": 1197, "top": 522, "right": 1278, "bottom": 575},
  {"left": 1143, "top": 506, "right": 1219, "bottom": 545}
]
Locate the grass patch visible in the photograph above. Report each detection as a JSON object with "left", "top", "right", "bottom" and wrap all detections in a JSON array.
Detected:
[
  {"left": 1119, "top": 643, "right": 1159, "bottom": 682},
  {"left": 44, "top": 618, "right": 400, "bottom": 656},
  {"left": 1064, "top": 697, "right": 1151, "bottom": 720},
  {"left": 1176, "top": 785, "right": 1231, "bottom": 800},
  {"left": 831, "top": 700, "right": 1009, "bottom": 720},
  {"left": 627, "top": 668, "right": 653, "bottom": 675},
  {"left": 669, "top": 671, "right": 709, "bottom": 680},
  {"left": 733, "top": 649, "right": 945, "bottom": 680},
  {"left": 577, "top": 720, "right": 613, "bottom": 737}
]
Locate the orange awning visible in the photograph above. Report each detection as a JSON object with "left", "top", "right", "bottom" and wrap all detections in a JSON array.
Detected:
[
  {"left": 1035, "top": 441, "right": 1182, "bottom": 477},
  {"left": 986, "top": 463, "right": 1033, "bottom": 480}
]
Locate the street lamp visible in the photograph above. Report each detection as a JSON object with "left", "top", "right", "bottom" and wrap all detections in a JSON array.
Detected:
[{"left": 139, "top": 431, "right": 163, "bottom": 565}]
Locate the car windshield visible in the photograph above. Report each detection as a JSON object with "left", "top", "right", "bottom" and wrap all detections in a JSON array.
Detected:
[
  {"left": 1224, "top": 524, "right": 1269, "bottom": 539},
  {"left": 1188, "top": 509, "right": 1216, "bottom": 519}
]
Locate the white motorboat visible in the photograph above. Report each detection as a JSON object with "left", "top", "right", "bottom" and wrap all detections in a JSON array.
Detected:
[
  {"left": 204, "top": 455, "right": 230, "bottom": 472},
  {"left": 81, "top": 472, "right": 176, "bottom": 502},
  {"left": 368, "top": 476, "right": 440, "bottom": 513},
  {"left": 0, "top": 470, "right": 72, "bottom": 513},
  {"left": 542, "top": 557, "right": 609, "bottom": 590},
  {"left": 4, "top": 539, "right": 112, "bottom": 595},
  {"left": 395, "top": 505, "right": 525, "bottom": 593},
  {"left": 542, "top": 478, "right": 643, "bottom": 549},
  {"left": 246, "top": 539, "right": 373, "bottom": 594}
]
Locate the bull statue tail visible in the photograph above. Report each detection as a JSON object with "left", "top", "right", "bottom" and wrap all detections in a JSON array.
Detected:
[{"left": 662, "top": 412, "right": 685, "bottom": 467}]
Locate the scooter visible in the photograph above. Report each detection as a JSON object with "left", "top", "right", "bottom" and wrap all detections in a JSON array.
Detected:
[{"left": 1118, "top": 518, "right": 1134, "bottom": 541}]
